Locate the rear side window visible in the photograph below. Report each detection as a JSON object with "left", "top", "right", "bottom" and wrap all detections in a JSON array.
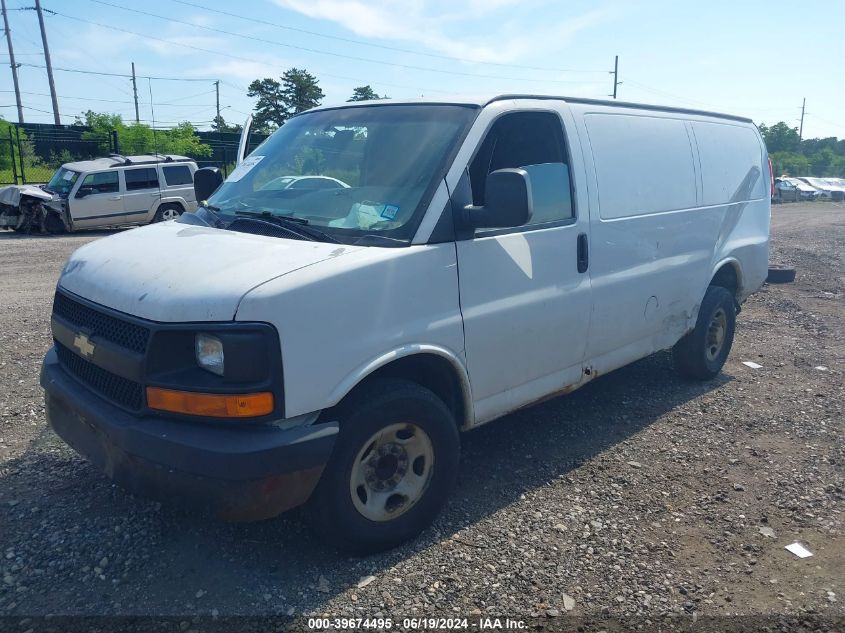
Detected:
[
  {"left": 162, "top": 165, "right": 193, "bottom": 186},
  {"left": 469, "top": 111, "right": 574, "bottom": 227},
  {"left": 124, "top": 168, "right": 159, "bottom": 191},
  {"left": 585, "top": 114, "right": 697, "bottom": 219},
  {"left": 79, "top": 171, "right": 119, "bottom": 195}
]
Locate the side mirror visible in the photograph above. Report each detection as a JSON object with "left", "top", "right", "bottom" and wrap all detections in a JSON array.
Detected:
[
  {"left": 193, "top": 167, "right": 223, "bottom": 203},
  {"left": 75, "top": 187, "right": 90, "bottom": 199},
  {"left": 461, "top": 168, "right": 533, "bottom": 230}
]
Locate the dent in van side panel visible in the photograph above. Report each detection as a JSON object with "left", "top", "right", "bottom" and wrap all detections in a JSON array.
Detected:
[{"left": 234, "top": 243, "right": 469, "bottom": 423}]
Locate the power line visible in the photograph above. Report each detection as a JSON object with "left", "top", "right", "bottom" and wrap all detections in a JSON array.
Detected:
[
  {"left": 169, "top": 0, "right": 608, "bottom": 75},
  {"left": 38, "top": 10, "right": 452, "bottom": 95},
  {"left": 0, "top": 88, "right": 132, "bottom": 104},
  {"left": 0, "top": 89, "right": 217, "bottom": 106},
  {"left": 17, "top": 60, "right": 216, "bottom": 81},
  {"left": 78, "top": 0, "right": 599, "bottom": 85}
]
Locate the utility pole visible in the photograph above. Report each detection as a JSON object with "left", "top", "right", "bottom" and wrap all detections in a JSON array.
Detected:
[
  {"left": 34, "top": 0, "right": 60, "bottom": 124},
  {"left": 214, "top": 80, "right": 220, "bottom": 127},
  {"left": 1, "top": 0, "right": 24, "bottom": 123},
  {"left": 610, "top": 55, "right": 620, "bottom": 99},
  {"left": 798, "top": 97, "right": 805, "bottom": 141},
  {"left": 131, "top": 62, "right": 140, "bottom": 123}
]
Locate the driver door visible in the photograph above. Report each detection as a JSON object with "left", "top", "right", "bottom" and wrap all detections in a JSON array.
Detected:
[
  {"left": 454, "top": 106, "right": 592, "bottom": 424},
  {"left": 69, "top": 170, "right": 124, "bottom": 227}
]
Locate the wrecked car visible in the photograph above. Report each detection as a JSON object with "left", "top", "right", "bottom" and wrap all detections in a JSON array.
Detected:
[{"left": 0, "top": 154, "right": 198, "bottom": 233}]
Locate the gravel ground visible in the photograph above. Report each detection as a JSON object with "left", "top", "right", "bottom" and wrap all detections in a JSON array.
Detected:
[{"left": 0, "top": 203, "right": 843, "bottom": 626}]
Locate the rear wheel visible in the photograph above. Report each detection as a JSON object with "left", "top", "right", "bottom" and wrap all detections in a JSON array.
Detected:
[
  {"left": 306, "top": 378, "right": 460, "bottom": 553},
  {"left": 153, "top": 204, "right": 182, "bottom": 222},
  {"left": 673, "top": 285, "right": 736, "bottom": 380}
]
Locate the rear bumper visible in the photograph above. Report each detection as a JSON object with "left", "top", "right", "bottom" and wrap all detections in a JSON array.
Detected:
[{"left": 41, "top": 348, "right": 338, "bottom": 520}]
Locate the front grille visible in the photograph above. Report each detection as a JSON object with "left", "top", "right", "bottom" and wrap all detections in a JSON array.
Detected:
[
  {"left": 53, "top": 292, "right": 150, "bottom": 354},
  {"left": 56, "top": 342, "right": 144, "bottom": 411}
]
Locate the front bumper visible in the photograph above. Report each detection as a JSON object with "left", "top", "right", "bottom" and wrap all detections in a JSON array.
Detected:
[{"left": 41, "top": 348, "right": 338, "bottom": 521}]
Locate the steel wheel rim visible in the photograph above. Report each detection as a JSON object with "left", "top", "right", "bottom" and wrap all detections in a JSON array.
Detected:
[
  {"left": 705, "top": 307, "right": 727, "bottom": 361},
  {"left": 160, "top": 208, "right": 179, "bottom": 221},
  {"left": 350, "top": 422, "right": 435, "bottom": 522}
]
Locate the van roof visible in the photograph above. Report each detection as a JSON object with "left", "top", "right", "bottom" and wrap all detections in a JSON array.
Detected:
[
  {"left": 309, "top": 94, "right": 753, "bottom": 124},
  {"left": 62, "top": 154, "right": 195, "bottom": 172}
]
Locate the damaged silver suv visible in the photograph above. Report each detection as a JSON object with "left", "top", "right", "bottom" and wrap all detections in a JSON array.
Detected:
[{"left": 0, "top": 154, "right": 197, "bottom": 233}]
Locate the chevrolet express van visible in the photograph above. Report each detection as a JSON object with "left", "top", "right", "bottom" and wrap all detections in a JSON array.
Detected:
[{"left": 41, "top": 95, "right": 770, "bottom": 552}]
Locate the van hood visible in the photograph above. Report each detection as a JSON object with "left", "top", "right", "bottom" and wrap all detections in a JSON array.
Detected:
[{"left": 58, "top": 221, "right": 360, "bottom": 322}]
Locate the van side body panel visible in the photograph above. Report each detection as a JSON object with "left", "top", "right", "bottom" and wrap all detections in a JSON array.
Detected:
[{"left": 569, "top": 102, "right": 769, "bottom": 379}]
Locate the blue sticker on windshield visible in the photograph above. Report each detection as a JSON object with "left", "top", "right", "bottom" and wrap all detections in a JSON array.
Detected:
[{"left": 381, "top": 204, "right": 399, "bottom": 220}]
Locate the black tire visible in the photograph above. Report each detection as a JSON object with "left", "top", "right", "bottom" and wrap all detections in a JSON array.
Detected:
[
  {"left": 153, "top": 204, "right": 183, "bottom": 222},
  {"left": 44, "top": 212, "right": 66, "bottom": 234},
  {"left": 673, "top": 285, "right": 736, "bottom": 380},
  {"left": 767, "top": 265, "right": 796, "bottom": 283},
  {"left": 306, "top": 378, "right": 460, "bottom": 553}
]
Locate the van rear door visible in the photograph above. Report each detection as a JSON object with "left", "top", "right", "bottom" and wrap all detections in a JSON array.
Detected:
[{"left": 452, "top": 103, "right": 592, "bottom": 424}]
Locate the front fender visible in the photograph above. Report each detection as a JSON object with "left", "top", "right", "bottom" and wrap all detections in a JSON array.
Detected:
[{"left": 326, "top": 344, "right": 474, "bottom": 429}]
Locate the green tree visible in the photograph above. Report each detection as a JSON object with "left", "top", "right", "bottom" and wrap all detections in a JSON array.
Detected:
[
  {"left": 809, "top": 148, "right": 836, "bottom": 176},
  {"left": 348, "top": 85, "right": 381, "bottom": 102},
  {"left": 246, "top": 78, "right": 287, "bottom": 132},
  {"left": 758, "top": 122, "right": 801, "bottom": 153},
  {"left": 71, "top": 110, "right": 211, "bottom": 158},
  {"left": 280, "top": 68, "right": 324, "bottom": 115},
  {"left": 211, "top": 115, "right": 242, "bottom": 134},
  {"left": 247, "top": 68, "right": 324, "bottom": 132},
  {"left": 770, "top": 151, "right": 810, "bottom": 177}
]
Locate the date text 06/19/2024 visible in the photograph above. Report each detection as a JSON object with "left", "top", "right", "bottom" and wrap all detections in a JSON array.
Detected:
[{"left": 307, "top": 617, "right": 528, "bottom": 630}]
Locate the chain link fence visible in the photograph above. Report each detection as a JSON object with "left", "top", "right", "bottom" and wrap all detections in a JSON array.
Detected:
[{"left": 0, "top": 123, "right": 267, "bottom": 185}]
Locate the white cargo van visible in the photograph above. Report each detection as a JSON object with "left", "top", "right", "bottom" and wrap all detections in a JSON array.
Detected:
[{"left": 41, "top": 95, "right": 770, "bottom": 552}]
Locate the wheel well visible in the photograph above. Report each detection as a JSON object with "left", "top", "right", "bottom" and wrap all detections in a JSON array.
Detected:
[
  {"left": 335, "top": 354, "right": 467, "bottom": 428},
  {"left": 710, "top": 263, "right": 740, "bottom": 298},
  {"left": 159, "top": 201, "right": 184, "bottom": 211}
]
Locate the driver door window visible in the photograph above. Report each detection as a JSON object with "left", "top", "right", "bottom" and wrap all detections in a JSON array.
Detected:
[
  {"left": 468, "top": 111, "right": 574, "bottom": 230},
  {"left": 77, "top": 171, "right": 119, "bottom": 196}
]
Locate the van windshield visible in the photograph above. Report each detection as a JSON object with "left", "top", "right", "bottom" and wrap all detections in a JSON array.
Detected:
[{"left": 206, "top": 104, "right": 477, "bottom": 244}]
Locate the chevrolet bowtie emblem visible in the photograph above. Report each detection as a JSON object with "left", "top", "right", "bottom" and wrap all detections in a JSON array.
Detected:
[{"left": 72, "top": 333, "right": 95, "bottom": 358}]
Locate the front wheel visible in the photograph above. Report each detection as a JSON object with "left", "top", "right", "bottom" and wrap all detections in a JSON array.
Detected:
[
  {"left": 306, "top": 378, "right": 460, "bottom": 553},
  {"left": 673, "top": 285, "right": 736, "bottom": 380}
]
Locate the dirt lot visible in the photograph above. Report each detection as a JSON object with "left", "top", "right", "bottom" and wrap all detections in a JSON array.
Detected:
[{"left": 0, "top": 203, "right": 843, "bottom": 627}]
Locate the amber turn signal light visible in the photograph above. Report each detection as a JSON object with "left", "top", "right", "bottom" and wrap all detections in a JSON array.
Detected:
[{"left": 146, "top": 387, "right": 273, "bottom": 418}]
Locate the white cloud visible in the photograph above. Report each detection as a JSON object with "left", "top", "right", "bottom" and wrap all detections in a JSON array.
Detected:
[
  {"left": 188, "top": 58, "right": 293, "bottom": 85},
  {"left": 272, "top": 0, "right": 615, "bottom": 65}
]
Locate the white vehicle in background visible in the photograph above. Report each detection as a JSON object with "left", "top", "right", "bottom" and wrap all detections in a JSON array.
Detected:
[
  {"left": 774, "top": 177, "right": 823, "bottom": 202},
  {"left": 0, "top": 154, "right": 198, "bottom": 233},
  {"left": 259, "top": 175, "right": 350, "bottom": 191},
  {"left": 42, "top": 95, "right": 770, "bottom": 552},
  {"left": 796, "top": 176, "right": 845, "bottom": 201}
]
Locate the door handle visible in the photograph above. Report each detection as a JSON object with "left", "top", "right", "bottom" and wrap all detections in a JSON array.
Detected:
[
  {"left": 108, "top": 196, "right": 121, "bottom": 201},
  {"left": 577, "top": 233, "right": 589, "bottom": 273}
]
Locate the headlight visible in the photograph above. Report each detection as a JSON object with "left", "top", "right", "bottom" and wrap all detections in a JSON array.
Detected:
[{"left": 195, "top": 333, "right": 224, "bottom": 376}]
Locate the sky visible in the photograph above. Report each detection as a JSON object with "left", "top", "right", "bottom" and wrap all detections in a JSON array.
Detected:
[{"left": 1, "top": 0, "right": 843, "bottom": 138}]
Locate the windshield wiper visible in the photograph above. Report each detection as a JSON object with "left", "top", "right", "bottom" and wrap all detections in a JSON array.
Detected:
[
  {"left": 198, "top": 203, "right": 226, "bottom": 228},
  {"left": 353, "top": 234, "right": 410, "bottom": 247},
  {"left": 233, "top": 210, "right": 340, "bottom": 243}
]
